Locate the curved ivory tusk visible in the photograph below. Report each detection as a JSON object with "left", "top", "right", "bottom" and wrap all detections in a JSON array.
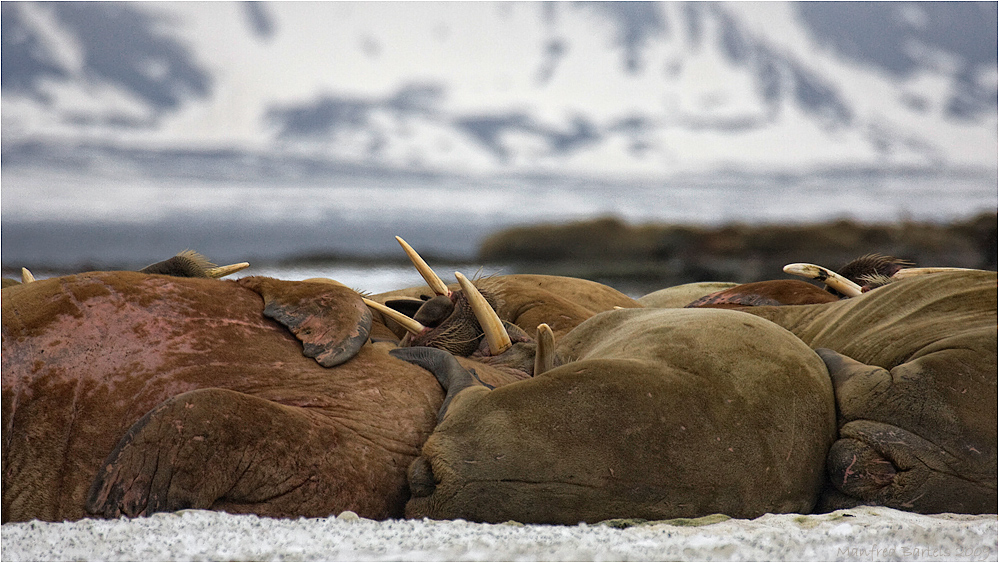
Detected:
[
  {"left": 204, "top": 262, "right": 250, "bottom": 278},
  {"left": 455, "top": 271, "right": 512, "bottom": 355},
  {"left": 396, "top": 236, "right": 450, "bottom": 296},
  {"left": 21, "top": 268, "right": 35, "bottom": 284},
  {"left": 534, "top": 323, "right": 555, "bottom": 377},
  {"left": 362, "top": 298, "right": 426, "bottom": 335},
  {"left": 892, "top": 267, "right": 975, "bottom": 280},
  {"left": 782, "top": 263, "right": 863, "bottom": 297}
]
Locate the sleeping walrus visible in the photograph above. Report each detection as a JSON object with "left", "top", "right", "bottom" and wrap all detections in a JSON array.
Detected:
[
  {"left": 1, "top": 270, "right": 528, "bottom": 523},
  {"left": 392, "top": 307, "right": 837, "bottom": 524},
  {"left": 743, "top": 269, "right": 997, "bottom": 514},
  {"left": 387, "top": 266, "right": 996, "bottom": 517}
]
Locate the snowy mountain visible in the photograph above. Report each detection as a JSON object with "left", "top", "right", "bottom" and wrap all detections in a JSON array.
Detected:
[{"left": 2, "top": 1, "right": 996, "bottom": 179}]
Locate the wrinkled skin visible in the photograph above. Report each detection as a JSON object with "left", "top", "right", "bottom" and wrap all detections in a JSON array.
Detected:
[
  {"left": 395, "top": 308, "right": 837, "bottom": 524},
  {"left": 744, "top": 270, "right": 997, "bottom": 514},
  {"left": 1, "top": 271, "right": 525, "bottom": 523},
  {"left": 369, "top": 274, "right": 641, "bottom": 347}
]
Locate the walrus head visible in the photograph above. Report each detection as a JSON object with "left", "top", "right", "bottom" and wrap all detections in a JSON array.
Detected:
[
  {"left": 367, "top": 239, "right": 525, "bottom": 359},
  {"left": 139, "top": 250, "right": 249, "bottom": 278},
  {"left": 784, "top": 254, "right": 976, "bottom": 298},
  {"left": 407, "top": 287, "right": 496, "bottom": 356},
  {"left": 829, "top": 254, "right": 912, "bottom": 296},
  {"left": 365, "top": 239, "right": 552, "bottom": 376}
]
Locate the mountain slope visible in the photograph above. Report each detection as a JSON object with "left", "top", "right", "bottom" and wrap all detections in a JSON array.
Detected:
[{"left": 2, "top": 1, "right": 996, "bottom": 178}]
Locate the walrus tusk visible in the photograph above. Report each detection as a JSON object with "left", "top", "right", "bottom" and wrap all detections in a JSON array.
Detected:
[
  {"left": 455, "top": 271, "right": 512, "bottom": 355},
  {"left": 21, "top": 268, "right": 35, "bottom": 284},
  {"left": 396, "top": 236, "right": 450, "bottom": 296},
  {"left": 892, "top": 267, "right": 975, "bottom": 280},
  {"left": 782, "top": 263, "right": 863, "bottom": 297},
  {"left": 204, "top": 262, "right": 250, "bottom": 278},
  {"left": 534, "top": 323, "right": 555, "bottom": 377},
  {"left": 362, "top": 298, "right": 426, "bottom": 335}
]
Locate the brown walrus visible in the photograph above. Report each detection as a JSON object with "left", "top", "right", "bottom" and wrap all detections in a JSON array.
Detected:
[
  {"left": 743, "top": 270, "right": 997, "bottom": 514},
  {"left": 386, "top": 264, "right": 996, "bottom": 516},
  {"left": 392, "top": 307, "right": 836, "bottom": 524},
  {"left": 1, "top": 270, "right": 527, "bottom": 523}
]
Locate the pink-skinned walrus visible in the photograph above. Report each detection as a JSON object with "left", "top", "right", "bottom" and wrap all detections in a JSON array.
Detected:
[{"left": 1, "top": 270, "right": 525, "bottom": 523}]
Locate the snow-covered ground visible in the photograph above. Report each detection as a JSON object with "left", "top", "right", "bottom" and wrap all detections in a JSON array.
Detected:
[
  {"left": 4, "top": 2, "right": 996, "bottom": 177},
  {"left": 3, "top": 507, "right": 996, "bottom": 561}
]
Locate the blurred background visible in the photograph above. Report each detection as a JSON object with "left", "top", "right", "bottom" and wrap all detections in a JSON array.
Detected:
[{"left": 2, "top": 1, "right": 996, "bottom": 295}]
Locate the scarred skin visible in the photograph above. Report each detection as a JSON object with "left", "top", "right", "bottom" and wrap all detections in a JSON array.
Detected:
[
  {"left": 685, "top": 280, "right": 839, "bottom": 308},
  {"left": 1, "top": 271, "right": 525, "bottom": 523}
]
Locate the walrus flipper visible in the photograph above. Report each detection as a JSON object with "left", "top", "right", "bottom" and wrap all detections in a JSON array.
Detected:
[
  {"left": 86, "top": 388, "right": 344, "bottom": 519},
  {"left": 391, "top": 346, "right": 484, "bottom": 422},
  {"left": 827, "top": 420, "right": 996, "bottom": 514},
  {"left": 239, "top": 276, "right": 372, "bottom": 367},
  {"left": 816, "top": 347, "right": 997, "bottom": 514}
]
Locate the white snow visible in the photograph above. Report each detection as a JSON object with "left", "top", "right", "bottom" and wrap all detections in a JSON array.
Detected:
[
  {"left": 2, "top": 507, "right": 996, "bottom": 561},
  {"left": 5, "top": 2, "right": 996, "bottom": 177}
]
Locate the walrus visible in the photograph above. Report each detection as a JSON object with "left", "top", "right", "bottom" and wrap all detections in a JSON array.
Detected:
[
  {"left": 680, "top": 254, "right": 920, "bottom": 309},
  {"left": 741, "top": 270, "right": 997, "bottom": 514},
  {"left": 1, "top": 270, "right": 526, "bottom": 523},
  {"left": 392, "top": 307, "right": 837, "bottom": 524},
  {"left": 3, "top": 250, "right": 249, "bottom": 288},
  {"left": 367, "top": 237, "right": 640, "bottom": 366},
  {"left": 381, "top": 259, "right": 996, "bottom": 515}
]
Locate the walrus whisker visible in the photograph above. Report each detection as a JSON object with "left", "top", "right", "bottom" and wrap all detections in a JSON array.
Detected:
[
  {"left": 362, "top": 298, "right": 426, "bottom": 335},
  {"left": 437, "top": 332, "right": 483, "bottom": 347},
  {"left": 856, "top": 273, "right": 894, "bottom": 290},
  {"left": 396, "top": 236, "right": 450, "bottom": 296},
  {"left": 455, "top": 271, "right": 512, "bottom": 355},
  {"left": 782, "top": 263, "right": 863, "bottom": 297}
]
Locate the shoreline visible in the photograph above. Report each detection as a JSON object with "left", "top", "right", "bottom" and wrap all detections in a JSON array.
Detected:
[{"left": 5, "top": 212, "right": 993, "bottom": 297}]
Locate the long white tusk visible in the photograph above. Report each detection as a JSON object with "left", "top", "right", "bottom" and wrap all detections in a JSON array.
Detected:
[
  {"left": 362, "top": 298, "right": 426, "bottom": 335},
  {"left": 205, "top": 262, "right": 250, "bottom": 278},
  {"left": 21, "top": 268, "right": 35, "bottom": 284},
  {"left": 892, "top": 267, "right": 974, "bottom": 280},
  {"left": 396, "top": 236, "right": 450, "bottom": 296},
  {"left": 783, "top": 263, "right": 863, "bottom": 297},
  {"left": 455, "top": 271, "right": 512, "bottom": 355},
  {"left": 534, "top": 323, "right": 555, "bottom": 377}
]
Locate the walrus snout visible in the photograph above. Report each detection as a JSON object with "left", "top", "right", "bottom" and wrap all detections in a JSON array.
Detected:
[
  {"left": 408, "top": 456, "right": 436, "bottom": 498},
  {"left": 410, "top": 291, "right": 486, "bottom": 356},
  {"left": 413, "top": 295, "right": 455, "bottom": 327}
]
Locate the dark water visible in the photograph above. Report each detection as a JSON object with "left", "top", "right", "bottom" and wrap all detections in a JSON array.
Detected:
[{"left": 3, "top": 168, "right": 996, "bottom": 273}]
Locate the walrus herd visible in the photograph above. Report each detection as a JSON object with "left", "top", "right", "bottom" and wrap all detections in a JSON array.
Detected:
[{"left": 2, "top": 240, "right": 995, "bottom": 525}]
